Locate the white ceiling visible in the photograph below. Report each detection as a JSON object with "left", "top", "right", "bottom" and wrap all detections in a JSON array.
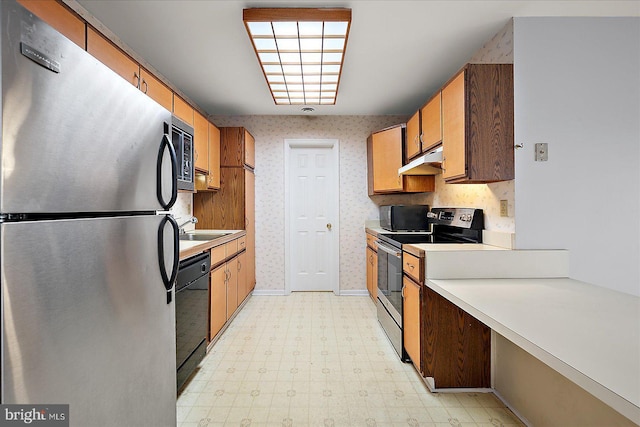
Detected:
[{"left": 76, "top": 0, "right": 639, "bottom": 116}]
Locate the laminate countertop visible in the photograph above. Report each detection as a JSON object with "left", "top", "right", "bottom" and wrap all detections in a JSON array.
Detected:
[
  {"left": 408, "top": 247, "right": 640, "bottom": 424},
  {"left": 179, "top": 229, "right": 245, "bottom": 260}
]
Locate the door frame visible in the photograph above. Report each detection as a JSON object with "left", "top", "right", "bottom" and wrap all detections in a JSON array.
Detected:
[{"left": 284, "top": 139, "right": 340, "bottom": 295}]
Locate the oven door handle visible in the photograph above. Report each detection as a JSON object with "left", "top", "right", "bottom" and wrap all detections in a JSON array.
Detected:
[{"left": 376, "top": 241, "right": 402, "bottom": 258}]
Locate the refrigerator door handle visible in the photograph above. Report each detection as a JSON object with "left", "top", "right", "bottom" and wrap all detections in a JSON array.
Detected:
[
  {"left": 158, "top": 215, "right": 179, "bottom": 303},
  {"left": 157, "top": 133, "right": 178, "bottom": 210}
]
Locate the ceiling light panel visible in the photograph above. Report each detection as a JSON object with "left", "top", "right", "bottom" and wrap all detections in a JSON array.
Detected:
[{"left": 244, "top": 8, "right": 351, "bottom": 106}]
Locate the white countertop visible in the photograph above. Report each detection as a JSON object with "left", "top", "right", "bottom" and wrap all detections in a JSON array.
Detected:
[
  {"left": 409, "top": 243, "right": 506, "bottom": 252},
  {"left": 427, "top": 276, "right": 640, "bottom": 423}
]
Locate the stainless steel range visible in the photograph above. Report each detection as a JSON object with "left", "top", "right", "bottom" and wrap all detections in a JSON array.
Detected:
[{"left": 376, "top": 207, "right": 484, "bottom": 360}]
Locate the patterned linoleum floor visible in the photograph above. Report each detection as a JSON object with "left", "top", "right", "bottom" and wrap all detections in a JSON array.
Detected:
[{"left": 177, "top": 292, "right": 525, "bottom": 427}]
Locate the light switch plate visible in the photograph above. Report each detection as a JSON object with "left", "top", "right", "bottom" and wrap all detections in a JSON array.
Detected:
[{"left": 535, "top": 143, "right": 548, "bottom": 161}]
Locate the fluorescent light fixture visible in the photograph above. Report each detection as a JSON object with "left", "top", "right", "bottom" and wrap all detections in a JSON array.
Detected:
[{"left": 243, "top": 8, "right": 351, "bottom": 106}]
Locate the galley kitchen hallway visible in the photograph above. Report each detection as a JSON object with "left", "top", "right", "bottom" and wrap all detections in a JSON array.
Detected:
[{"left": 177, "top": 293, "right": 523, "bottom": 426}]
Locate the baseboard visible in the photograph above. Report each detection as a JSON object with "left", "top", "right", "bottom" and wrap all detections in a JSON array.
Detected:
[
  {"left": 250, "top": 289, "right": 286, "bottom": 296},
  {"left": 339, "top": 289, "right": 369, "bottom": 296},
  {"left": 493, "top": 389, "right": 533, "bottom": 427}
]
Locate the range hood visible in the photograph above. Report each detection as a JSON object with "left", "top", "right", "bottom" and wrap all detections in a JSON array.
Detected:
[{"left": 398, "top": 146, "right": 443, "bottom": 175}]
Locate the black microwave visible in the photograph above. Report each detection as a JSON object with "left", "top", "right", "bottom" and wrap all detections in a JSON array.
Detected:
[
  {"left": 170, "top": 116, "right": 194, "bottom": 191},
  {"left": 380, "top": 205, "right": 430, "bottom": 231}
]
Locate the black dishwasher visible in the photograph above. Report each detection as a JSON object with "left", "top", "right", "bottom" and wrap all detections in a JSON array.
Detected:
[{"left": 175, "top": 252, "right": 210, "bottom": 391}]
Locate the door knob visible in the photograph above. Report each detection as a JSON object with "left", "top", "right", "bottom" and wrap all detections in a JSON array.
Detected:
[{"left": 326, "top": 223, "right": 332, "bottom": 231}]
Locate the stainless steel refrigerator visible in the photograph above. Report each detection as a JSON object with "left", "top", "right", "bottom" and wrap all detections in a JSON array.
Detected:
[{"left": 1, "top": 2, "right": 180, "bottom": 426}]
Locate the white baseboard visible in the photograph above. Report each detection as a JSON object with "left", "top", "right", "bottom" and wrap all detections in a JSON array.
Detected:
[
  {"left": 493, "top": 389, "right": 533, "bottom": 427},
  {"left": 250, "top": 289, "right": 286, "bottom": 296},
  {"left": 339, "top": 289, "right": 369, "bottom": 296}
]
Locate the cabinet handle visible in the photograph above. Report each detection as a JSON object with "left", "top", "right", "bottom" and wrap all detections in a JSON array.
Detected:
[
  {"left": 141, "top": 78, "right": 148, "bottom": 94},
  {"left": 237, "top": 260, "right": 242, "bottom": 271},
  {"left": 133, "top": 71, "right": 140, "bottom": 88},
  {"left": 401, "top": 284, "right": 405, "bottom": 298},
  {"left": 406, "top": 262, "right": 415, "bottom": 271},
  {"left": 419, "top": 133, "right": 424, "bottom": 145}
]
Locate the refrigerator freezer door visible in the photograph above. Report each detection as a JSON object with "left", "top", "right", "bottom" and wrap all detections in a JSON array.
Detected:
[
  {"left": 0, "top": 3, "right": 175, "bottom": 214},
  {"left": 1, "top": 216, "right": 177, "bottom": 426}
]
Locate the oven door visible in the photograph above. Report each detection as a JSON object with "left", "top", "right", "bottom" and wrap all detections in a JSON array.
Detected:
[{"left": 376, "top": 240, "right": 403, "bottom": 326}]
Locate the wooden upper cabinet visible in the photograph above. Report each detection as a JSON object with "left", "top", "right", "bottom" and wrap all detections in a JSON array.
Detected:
[
  {"left": 442, "top": 72, "right": 466, "bottom": 180},
  {"left": 220, "top": 127, "right": 255, "bottom": 168},
  {"left": 405, "top": 110, "right": 421, "bottom": 161},
  {"left": 244, "top": 130, "right": 255, "bottom": 169},
  {"left": 420, "top": 91, "right": 442, "bottom": 153},
  {"left": 87, "top": 27, "right": 139, "bottom": 87},
  {"left": 172, "top": 95, "right": 194, "bottom": 126},
  {"left": 367, "top": 125, "right": 434, "bottom": 195},
  {"left": 18, "top": 0, "right": 86, "bottom": 49},
  {"left": 193, "top": 111, "right": 209, "bottom": 174},
  {"left": 442, "top": 64, "right": 514, "bottom": 183},
  {"left": 139, "top": 68, "right": 172, "bottom": 111},
  {"left": 207, "top": 122, "right": 221, "bottom": 190}
]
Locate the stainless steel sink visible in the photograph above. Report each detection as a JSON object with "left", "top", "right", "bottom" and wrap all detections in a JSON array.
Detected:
[{"left": 179, "top": 233, "right": 230, "bottom": 241}]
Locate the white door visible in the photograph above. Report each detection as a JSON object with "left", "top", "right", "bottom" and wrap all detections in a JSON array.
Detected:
[{"left": 285, "top": 139, "right": 339, "bottom": 294}]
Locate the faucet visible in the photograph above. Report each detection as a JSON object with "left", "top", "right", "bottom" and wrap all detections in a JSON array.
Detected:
[{"left": 177, "top": 216, "right": 198, "bottom": 234}]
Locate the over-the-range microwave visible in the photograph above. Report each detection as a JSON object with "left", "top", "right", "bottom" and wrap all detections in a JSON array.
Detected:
[{"left": 169, "top": 116, "right": 194, "bottom": 191}]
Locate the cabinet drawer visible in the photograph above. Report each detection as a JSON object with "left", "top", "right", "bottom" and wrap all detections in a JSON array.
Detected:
[
  {"left": 403, "top": 252, "right": 422, "bottom": 283},
  {"left": 210, "top": 244, "right": 226, "bottom": 267},
  {"left": 237, "top": 236, "right": 247, "bottom": 252},
  {"left": 225, "top": 239, "right": 238, "bottom": 258},
  {"left": 366, "top": 233, "right": 377, "bottom": 250}
]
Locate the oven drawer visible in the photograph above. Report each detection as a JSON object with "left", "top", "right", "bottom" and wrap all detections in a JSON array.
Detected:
[{"left": 403, "top": 251, "right": 422, "bottom": 283}]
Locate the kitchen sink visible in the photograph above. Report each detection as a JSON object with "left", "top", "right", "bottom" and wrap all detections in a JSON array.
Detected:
[{"left": 179, "top": 233, "right": 231, "bottom": 241}]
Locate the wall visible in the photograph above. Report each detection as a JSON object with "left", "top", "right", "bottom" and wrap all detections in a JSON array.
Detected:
[
  {"left": 513, "top": 17, "right": 640, "bottom": 296},
  {"left": 211, "top": 115, "right": 404, "bottom": 293},
  {"left": 494, "top": 334, "right": 637, "bottom": 426}
]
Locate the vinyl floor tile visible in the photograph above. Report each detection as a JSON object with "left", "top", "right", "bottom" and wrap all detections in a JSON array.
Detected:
[{"left": 178, "top": 293, "right": 524, "bottom": 426}]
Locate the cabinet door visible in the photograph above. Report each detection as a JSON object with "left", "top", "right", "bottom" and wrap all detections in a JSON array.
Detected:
[
  {"left": 245, "top": 170, "right": 256, "bottom": 289},
  {"left": 442, "top": 71, "right": 466, "bottom": 180},
  {"left": 226, "top": 262, "right": 238, "bottom": 320},
  {"left": 18, "top": 0, "right": 86, "bottom": 49},
  {"left": 139, "top": 68, "right": 172, "bottom": 111},
  {"left": 87, "top": 27, "right": 139, "bottom": 87},
  {"left": 173, "top": 95, "right": 194, "bottom": 126},
  {"left": 194, "top": 111, "right": 209, "bottom": 173},
  {"left": 210, "top": 264, "right": 227, "bottom": 340},
  {"left": 366, "top": 246, "right": 373, "bottom": 298},
  {"left": 244, "top": 129, "right": 255, "bottom": 169},
  {"left": 366, "top": 246, "right": 378, "bottom": 301},
  {"left": 372, "top": 250, "right": 378, "bottom": 301},
  {"left": 405, "top": 110, "right": 421, "bottom": 160},
  {"left": 207, "top": 123, "right": 221, "bottom": 190},
  {"left": 236, "top": 251, "right": 248, "bottom": 304},
  {"left": 371, "top": 126, "right": 403, "bottom": 192},
  {"left": 424, "top": 286, "right": 490, "bottom": 388},
  {"left": 421, "top": 92, "right": 442, "bottom": 152},
  {"left": 403, "top": 276, "right": 421, "bottom": 373}
]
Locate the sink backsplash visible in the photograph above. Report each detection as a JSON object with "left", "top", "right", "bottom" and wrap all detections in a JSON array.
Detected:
[{"left": 170, "top": 193, "right": 196, "bottom": 232}]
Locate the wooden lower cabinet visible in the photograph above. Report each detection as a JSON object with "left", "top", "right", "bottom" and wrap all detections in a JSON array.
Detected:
[
  {"left": 210, "top": 263, "right": 227, "bottom": 341},
  {"left": 366, "top": 246, "right": 377, "bottom": 301},
  {"left": 236, "top": 251, "right": 248, "bottom": 304},
  {"left": 208, "top": 236, "right": 249, "bottom": 342},
  {"left": 403, "top": 276, "right": 421, "bottom": 373},
  {"left": 225, "top": 261, "right": 237, "bottom": 320},
  {"left": 423, "top": 286, "right": 491, "bottom": 388}
]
